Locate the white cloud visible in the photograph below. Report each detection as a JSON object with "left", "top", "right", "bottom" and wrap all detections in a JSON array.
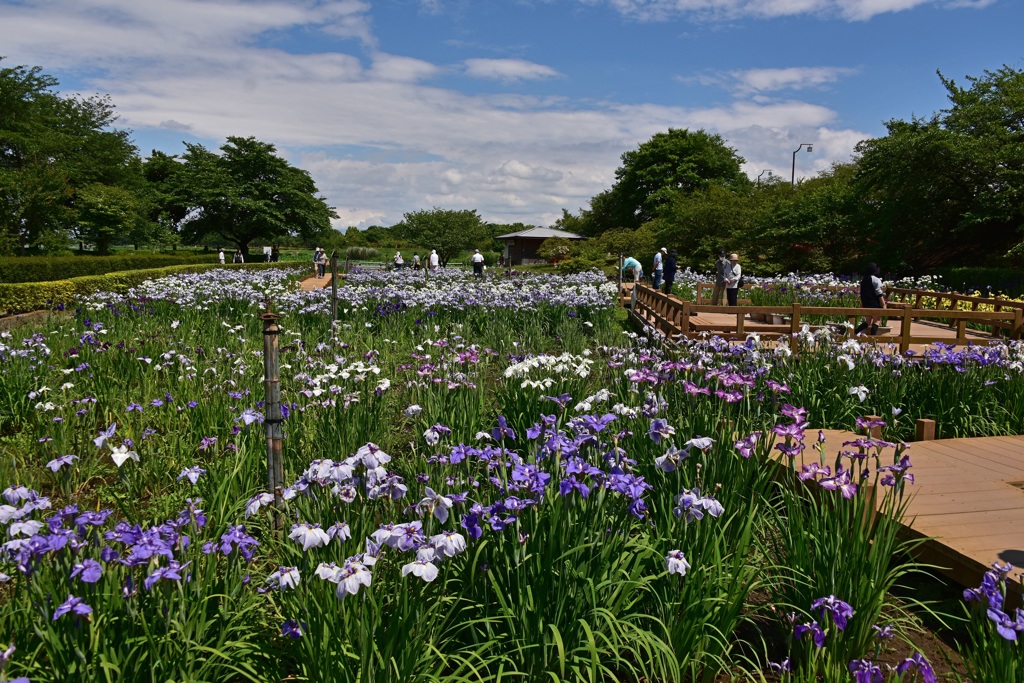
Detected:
[
  {"left": 732, "top": 67, "right": 858, "bottom": 93},
  {"left": 593, "top": 0, "right": 983, "bottom": 21},
  {"left": 0, "top": 0, "right": 874, "bottom": 228},
  {"left": 463, "top": 58, "right": 562, "bottom": 82}
]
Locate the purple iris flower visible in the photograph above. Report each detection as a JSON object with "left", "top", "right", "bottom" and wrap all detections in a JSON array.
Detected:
[
  {"left": 490, "top": 416, "right": 516, "bottom": 441},
  {"left": 53, "top": 594, "right": 92, "bottom": 621},
  {"left": 177, "top": 466, "right": 206, "bottom": 485},
  {"left": 198, "top": 436, "right": 218, "bottom": 451},
  {"left": 461, "top": 513, "right": 483, "bottom": 540},
  {"left": 812, "top": 595, "right": 854, "bottom": 631},
  {"left": 144, "top": 560, "right": 190, "bottom": 590},
  {"left": 793, "top": 621, "right": 826, "bottom": 648},
  {"left": 987, "top": 607, "right": 1024, "bottom": 641},
  {"left": 46, "top": 454, "right": 78, "bottom": 472},
  {"left": 281, "top": 620, "right": 306, "bottom": 639},
  {"left": 93, "top": 422, "right": 116, "bottom": 449},
  {"left": 648, "top": 418, "right": 675, "bottom": 445},
  {"left": 70, "top": 558, "right": 103, "bottom": 584},
  {"left": 896, "top": 653, "right": 937, "bottom": 683},
  {"left": 847, "top": 659, "right": 883, "bottom": 683}
]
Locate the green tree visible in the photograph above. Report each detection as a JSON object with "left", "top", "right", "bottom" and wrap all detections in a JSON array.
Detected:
[
  {"left": 176, "top": 136, "right": 337, "bottom": 256},
  {"left": 0, "top": 59, "right": 145, "bottom": 254},
  {"left": 582, "top": 128, "right": 749, "bottom": 235},
  {"left": 399, "top": 207, "right": 485, "bottom": 267}
]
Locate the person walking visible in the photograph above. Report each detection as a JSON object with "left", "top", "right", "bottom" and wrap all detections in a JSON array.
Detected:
[
  {"left": 428, "top": 250, "right": 439, "bottom": 271},
  {"left": 315, "top": 248, "right": 327, "bottom": 278},
  {"left": 233, "top": 249, "right": 244, "bottom": 264},
  {"left": 713, "top": 250, "right": 730, "bottom": 305},
  {"left": 312, "top": 248, "right": 320, "bottom": 278},
  {"left": 471, "top": 249, "right": 485, "bottom": 277},
  {"left": 725, "top": 253, "right": 741, "bottom": 306},
  {"left": 412, "top": 253, "right": 421, "bottom": 270},
  {"left": 394, "top": 251, "right": 404, "bottom": 269},
  {"left": 218, "top": 248, "right": 225, "bottom": 265},
  {"left": 622, "top": 256, "right": 643, "bottom": 283},
  {"left": 854, "top": 262, "right": 887, "bottom": 336},
  {"left": 663, "top": 249, "right": 678, "bottom": 296},
  {"left": 652, "top": 248, "right": 666, "bottom": 289},
  {"left": 270, "top": 246, "right": 279, "bottom": 262}
]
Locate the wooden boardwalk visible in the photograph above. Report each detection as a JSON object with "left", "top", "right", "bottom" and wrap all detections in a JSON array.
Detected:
[{"left": 816, "top": 430, "right": 1024, "bottom": 594}]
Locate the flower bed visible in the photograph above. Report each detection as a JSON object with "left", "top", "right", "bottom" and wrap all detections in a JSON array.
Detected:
[{"left": 0, "top": 267, "right": 1021, "bottom": 681}]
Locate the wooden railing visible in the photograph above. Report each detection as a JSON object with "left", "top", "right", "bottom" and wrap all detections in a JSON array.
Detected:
[
  {"left": 694, "top": 281, "right": 853, "bottom": 305},
  {"left": 887, "top": 287, "right": 1024, "bottom": 337},
  {"left": 628, "top": 284, "right": 1023, "bottom": 353}
]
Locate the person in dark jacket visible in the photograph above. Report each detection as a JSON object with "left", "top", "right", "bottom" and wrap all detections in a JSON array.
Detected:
[
  {"left": 663, "top": 249, "right": 678, "bottom": 295},
  {"left": 855, "top": 262, "right": 887, "bottom": 335}
]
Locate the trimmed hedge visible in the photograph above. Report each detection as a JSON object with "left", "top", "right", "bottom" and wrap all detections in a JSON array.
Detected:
[
  {"left": 0, "top": 262, "right": 300, "bottom": 316},
  {"left": 0, "top": 253, "right": 218, "bottom": 283}
]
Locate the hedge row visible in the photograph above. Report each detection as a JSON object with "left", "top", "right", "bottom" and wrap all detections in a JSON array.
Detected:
[
  {"left": 0, "top": 253, "right": 219, "bottom": 283},
  {"left": 0, "top": 263, "right": 299, "bottom": 316}
]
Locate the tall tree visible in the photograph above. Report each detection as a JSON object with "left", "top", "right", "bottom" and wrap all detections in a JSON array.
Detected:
[
  {"left": 398, "top": 208, "right": 485, "bottom": 266},
  {"left": 0, "top": 59, "right": 145, "bottom": 254},
  {"left": 175, "top": 136, "right": 337, "bottom": 255},
  {"left": 582, "top": 128, "right": 749, "bottom": 235}
]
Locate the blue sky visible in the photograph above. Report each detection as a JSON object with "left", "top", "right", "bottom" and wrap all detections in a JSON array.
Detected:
[{"left": 1, "top": 0, "right": 1020, "bottom": 230}]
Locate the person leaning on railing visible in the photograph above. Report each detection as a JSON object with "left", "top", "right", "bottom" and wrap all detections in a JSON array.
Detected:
[{"left": 855, "top": 262, "right": 887, "bottom": 335}]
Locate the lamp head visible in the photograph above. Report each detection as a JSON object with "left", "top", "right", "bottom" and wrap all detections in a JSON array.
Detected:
[{"left": 806, "top": 145, "right": 813, "bottom": 153}]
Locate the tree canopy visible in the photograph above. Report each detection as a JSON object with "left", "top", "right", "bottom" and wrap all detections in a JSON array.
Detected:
[
  {"left": 168, "top": 136, "right": 337, "bottom": 255},
  {"left": 581, "top": 128, "right": 749, "bottom": 235},
  {"left": 0, "top": 59, "right": 145, "bottom": 254},
  {"left": 397, "top": 208, "right": 486, "bottom": 267}
]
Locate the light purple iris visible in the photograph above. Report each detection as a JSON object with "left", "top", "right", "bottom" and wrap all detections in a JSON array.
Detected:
[
  {"left": 177, "top": 466, "right": 206, "bottom": 485},
  {"left": 46, "top": 454, "right": 78, "bottom": 472},
  {"left": 93, "top": 422, "right": 116, "bottom": 449}
]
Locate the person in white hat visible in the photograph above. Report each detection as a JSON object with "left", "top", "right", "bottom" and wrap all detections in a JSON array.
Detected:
[
  {"left": 652, "top": 247, "right": 667, "bottom": 289},
  {"left": 725, "top": 253, "right": 742, "bottom": 306},
  {"left": 470, "top": 248, "right": 485, "bottom": 277}
]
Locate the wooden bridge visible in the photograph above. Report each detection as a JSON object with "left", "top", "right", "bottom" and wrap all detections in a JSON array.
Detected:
[{"left": 626, "top": 283, "right": 1023, "bottom": 353}]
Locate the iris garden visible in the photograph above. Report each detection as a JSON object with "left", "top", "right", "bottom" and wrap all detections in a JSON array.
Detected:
[{"left": 0, "top": 267, "right": 1022, "bottom": 682}]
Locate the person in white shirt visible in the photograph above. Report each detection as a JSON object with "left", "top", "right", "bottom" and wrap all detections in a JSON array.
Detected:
[
  {"left": 471, "top": 249, "right": 485, "bottom": 277},
  {"left": 725, "top": 253, "right": 741, "bottom": 306},
  {"left": 218, "top": 249, "right": 225, "bottom": 265},
  {"left": 652, "top": 248, "right": 666, "bottom": 289},
  {"left": 428, "top": 250, "right": 439, "bottom": 271},
  {"left": 394, "top": 252, "right": 404, "bottom": 269}
]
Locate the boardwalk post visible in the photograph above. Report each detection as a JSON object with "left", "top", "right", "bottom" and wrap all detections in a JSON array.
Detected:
[
  {"left": 330, "top": 250, "right": 338, "bottom": 330},
  {"left": 900, "top": 307, "right": 912, "bottom": 354},
  {"left": 260, "top": 297, "right": 285, "bottom": 532},
  {"left": 681, "top": 300, "right": 690, "bottom": 337},
  {"left": 1013, "top": 308, "right": 1023, "bottom": 340},
  {"left": 915, "top": 419, "right": 936, "bottom": 442},
  {"left": 789, "top": 303, "right": 801, "bottom": 355},
  {"left": 630, "top": 282, "right": 637, "bottom": 313}
]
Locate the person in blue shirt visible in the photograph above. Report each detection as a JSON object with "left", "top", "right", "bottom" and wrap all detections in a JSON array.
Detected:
[{"left": 622, "top": 256, "right": 643, "bottom": 282}]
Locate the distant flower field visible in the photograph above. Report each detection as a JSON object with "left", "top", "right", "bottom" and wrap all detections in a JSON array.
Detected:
[{"left": 1, "top": 267, "right": 1022, "bottom": 682}]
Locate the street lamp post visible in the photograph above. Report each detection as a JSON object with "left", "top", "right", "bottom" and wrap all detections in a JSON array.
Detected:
[
  {"left": 757, "top": 169, "right": 772, "bottom": 186},
  {"left": 791, "top": 143, "right": 813, "bottom": 187}
]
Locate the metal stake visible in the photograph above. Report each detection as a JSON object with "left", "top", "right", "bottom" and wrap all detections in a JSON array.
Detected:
[
  {"left": 330, "top": 250, "right": 338, "bottom": 331},
  {"left": 260, "top": 297, "right": 285, "bottom": 531}
]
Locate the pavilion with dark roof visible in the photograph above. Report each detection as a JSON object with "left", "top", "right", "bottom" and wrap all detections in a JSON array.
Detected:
[{"left": 496, "top": 227, "right": 585, "bottom": 266}]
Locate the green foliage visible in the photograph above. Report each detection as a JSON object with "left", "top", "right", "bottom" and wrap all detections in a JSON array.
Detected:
[
  {"left": 346, "top": 246, "right": 381, "bottom": 261},
  {"left": 537, "top": 237, "right": 573, "bottom": 261},
  {"left": 0, "top": 262, "right": 294, "bottom": 315},
  {"left": 172, "top": 136, "right": 338, "bottom": 255},
  {"left": 0, "top": 253, "right": 217, "bottom": 283},
  {"left": 398, "top": 207, "right": 486, "bottom": 267},
  {"left": 582, "top": 128, "right": 749, "bottom": 235},
  {"left": 0, "top": 58, "right": 147, "bottom": 255}
]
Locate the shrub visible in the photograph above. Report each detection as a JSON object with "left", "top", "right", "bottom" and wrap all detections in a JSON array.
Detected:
[
  {"left": 346, "top": 247, "right": 380, "bottom": 261},
  {"left": 0, "top": 253, "right": 218, "bottom": 283},
  {"left": 0, "top": 262, "right": 296, "bottom": 316}
]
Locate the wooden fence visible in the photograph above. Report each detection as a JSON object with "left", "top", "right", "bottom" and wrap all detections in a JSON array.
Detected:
[
  {"left": 629, "top": 284, "right": 1023, "bottom": 354},
  {"left": 694, "top": 281, "right": 853, "bottom": 305},
  {"left": 887, "top": 287, "right": 1024, "bottom": 337}
]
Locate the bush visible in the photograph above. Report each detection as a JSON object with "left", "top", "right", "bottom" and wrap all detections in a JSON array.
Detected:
[
  {"left": 928, "top": 267, "right": 1024, "bottom": 297},
  {"left": 346, "top": 247, "right": 380, "bottom": 261},
  {"left": 0, "top": 263, "right": 296, "bottom": 316},
  {"left": 0, "top": 253, "right": 218, "bottom": 283}
]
